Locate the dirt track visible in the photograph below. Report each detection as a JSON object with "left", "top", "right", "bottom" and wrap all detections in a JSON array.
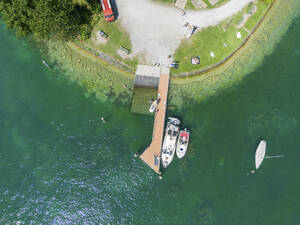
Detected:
[{"left": 116, "top": 0, "right": 252, "bottom": 65}]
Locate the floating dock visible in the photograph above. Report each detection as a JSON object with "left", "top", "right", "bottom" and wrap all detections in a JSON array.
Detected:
[{"left": 139, "top": 67, "right": 170, "bottom": 174}]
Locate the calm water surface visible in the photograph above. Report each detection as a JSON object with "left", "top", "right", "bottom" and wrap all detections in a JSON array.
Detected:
[{"left": 1, "top": 15, "right": 300, "bottom": 225}]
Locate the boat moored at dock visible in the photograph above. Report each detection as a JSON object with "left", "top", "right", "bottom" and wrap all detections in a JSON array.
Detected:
[
  {"left": 176, "top": 129, "right": 190, "bottom": 159},
  {"left": 161, "top": 117, "right": 180, "bottom": 168},
  {"left": 149, "top": 99, "right": 158, "bottom": 113}
]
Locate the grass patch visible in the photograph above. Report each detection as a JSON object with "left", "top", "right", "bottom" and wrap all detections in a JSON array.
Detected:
[
  {"left": 153, "top": 0, "right": 175, "bottom": 5},
  {"left": 131, "top": 88, "right": 158, "bottom": 116},
  {"left": 84, "top": 19, "right": 138, "bottom": 69},
  {"left": 168, "top": 0, "right": 300, "bottom": 109},
  {"left": 186, "top": 1, "right": 196, "bottom": 9},
  {"left": 203, "top": 0, "right": 230, "bottom": 9},
  {"left": 244, "top": 1, "right": 268, "bottom": 30},
  {"left": 171, "top": 0, "right": 269, "bottom": 74}
]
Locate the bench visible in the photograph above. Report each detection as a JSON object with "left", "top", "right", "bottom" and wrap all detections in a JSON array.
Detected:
[{"left": 120, "top": 46, "right": 130, "bottom": 55}]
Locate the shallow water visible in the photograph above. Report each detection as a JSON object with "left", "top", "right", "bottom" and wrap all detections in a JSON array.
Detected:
[{"left": 1, "top": 15, "right": 300, "bottom": 225}]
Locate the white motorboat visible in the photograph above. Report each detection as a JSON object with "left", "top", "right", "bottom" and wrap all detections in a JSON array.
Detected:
[
  {"left": 176, "top": 129, "right": 190, "bottom": 159},
  {"left": 255, "top": 140, "right": 266, "bottom": 169},
  {"left": 161, "top": 117, "right": 181, "bottom": 168},
  {"left": 149, "top": 99, "right": 157, "bottom": 113}
]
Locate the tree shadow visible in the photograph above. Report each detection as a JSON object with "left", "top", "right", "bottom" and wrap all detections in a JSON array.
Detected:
[{"left": 110, "top": 0, "right": 119, "bottom": 20}]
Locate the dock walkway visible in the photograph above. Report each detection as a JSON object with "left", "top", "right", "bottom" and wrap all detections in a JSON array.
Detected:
[{"left": 140, "top": 68, "right": 170, "bottom": 174}]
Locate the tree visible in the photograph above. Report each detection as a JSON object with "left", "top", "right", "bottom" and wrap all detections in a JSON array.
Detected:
[
  {"left": 28, "top": 0, "right": 82, "bottom": 40},
  {"left": 0, "top": 0, "right": 99, "bottom": 40},
  {"left": 72, "top": 0, "right": 91, "bottom": 9},
  {"left": 0, "top": 0, "right": 32, "bottom": 37}
]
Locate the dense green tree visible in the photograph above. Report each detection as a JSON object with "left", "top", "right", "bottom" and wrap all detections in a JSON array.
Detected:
[
  {"left": 0, "top": 0, "right": 99, "bottom": 40},
  {"left": 72, "top": 0, "right": 91, "bottom": 9},
  {"left": 0, "top": 0, "right": 31, "bottom": 36}
]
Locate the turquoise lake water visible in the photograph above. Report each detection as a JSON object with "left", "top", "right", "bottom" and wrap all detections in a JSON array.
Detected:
[{"left": 1, "top": 14, "right": 300, "bottom": 225}]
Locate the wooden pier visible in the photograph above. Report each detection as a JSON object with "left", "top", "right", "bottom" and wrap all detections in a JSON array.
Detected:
[{"left": 139, "top": 67, "right": 170, "bottom": 174}]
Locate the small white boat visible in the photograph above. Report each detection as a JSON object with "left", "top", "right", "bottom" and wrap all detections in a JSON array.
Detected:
[
  {"left": 161, "top": 117, "right": 180, "bottom": 168},
  {"left": 42, "top": 60, "right": 53, "bottom": 70},
  {"left": 149, "top": 100, "right": 157, "bottom": 113},
  {"left": 176, "top": 129, "right": 190, "bottom": 159},
  {"left": 255, "top": 140, "right": 266, "bottom": 169}
]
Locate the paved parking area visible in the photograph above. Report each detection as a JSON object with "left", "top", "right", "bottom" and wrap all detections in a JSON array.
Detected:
[{"left": 116, "top": 0, "right": 252, "bottom": 65}]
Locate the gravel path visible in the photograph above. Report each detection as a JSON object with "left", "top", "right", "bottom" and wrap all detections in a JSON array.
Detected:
[{"left": 116, "top": 0, "right": 252, "bottom": 66}]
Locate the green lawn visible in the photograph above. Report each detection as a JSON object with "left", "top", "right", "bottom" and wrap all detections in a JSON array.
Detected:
[
  {"left": 83, "top": 18, "right": 138, "bottom": 69},
  {"left": 202, "top": 0, "right": 230, "bottom": 8},
  {"left": 171, "top": 0, "right": 268, "bottom": 74}
]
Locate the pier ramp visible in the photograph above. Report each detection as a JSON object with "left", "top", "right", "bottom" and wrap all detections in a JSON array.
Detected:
[
  {"left": 131, "top": 65, "right": 160, "bottom": 115},
  {"left": 134, "top": 65, "right": 160, "bottom": 88}
]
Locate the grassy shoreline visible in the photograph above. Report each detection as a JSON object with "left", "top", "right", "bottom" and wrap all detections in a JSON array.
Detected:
[
  {"left": 169, "top": 0, "right": 300, "bottom": 109},
  {"left": 82, "top": 20, "right": 139, "bottom": 69},
  {"left": 172, "top": 1, "right": 269, "bottom": 75},
  {"left": 79, "top": 0, "right": 269, "bottom": 76},
  {"left": 45, "top": 0, "right": 300, "bottom": 107},
  {"left": 45, "top": 40, "right": 134, "bottom": 105}
]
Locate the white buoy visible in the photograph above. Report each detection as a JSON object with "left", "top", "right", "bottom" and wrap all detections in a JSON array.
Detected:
[{"left": 101, "top": 117, "right": 106, "bottom": 123}]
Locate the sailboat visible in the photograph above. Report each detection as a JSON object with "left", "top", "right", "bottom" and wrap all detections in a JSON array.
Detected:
[
  {"left": 255, "top": 140, "right": 266, "bottom": 169},
  {"left": 255, "top": 140, "right": 284, "bottom": 170}
]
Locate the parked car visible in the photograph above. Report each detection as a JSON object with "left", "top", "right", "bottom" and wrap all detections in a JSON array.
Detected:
[
  {"left": 169, "top": 62, "right": 178, "bottom": 69},
  {"left": 97, "top": 30, "right": 108, "bottom": 39}
]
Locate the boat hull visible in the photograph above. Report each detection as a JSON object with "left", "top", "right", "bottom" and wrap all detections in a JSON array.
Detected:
[
  {"left": 176, "top": 129, "right": 189, "bottom": 159},
  {"left": 149, "top": 100, "right": 157, "bottom": 113},
  {"left": 176, "top": 145, "right": 187, "bottom": 159},
  {"left": 255, "top": 140, "right": 266, "bottom": 169},
  {"left": 161, "top": 148, "right": 175, "bottom": 168},
  {"left": 161, "top": 117, "right": 181, "bottom": 168}
]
